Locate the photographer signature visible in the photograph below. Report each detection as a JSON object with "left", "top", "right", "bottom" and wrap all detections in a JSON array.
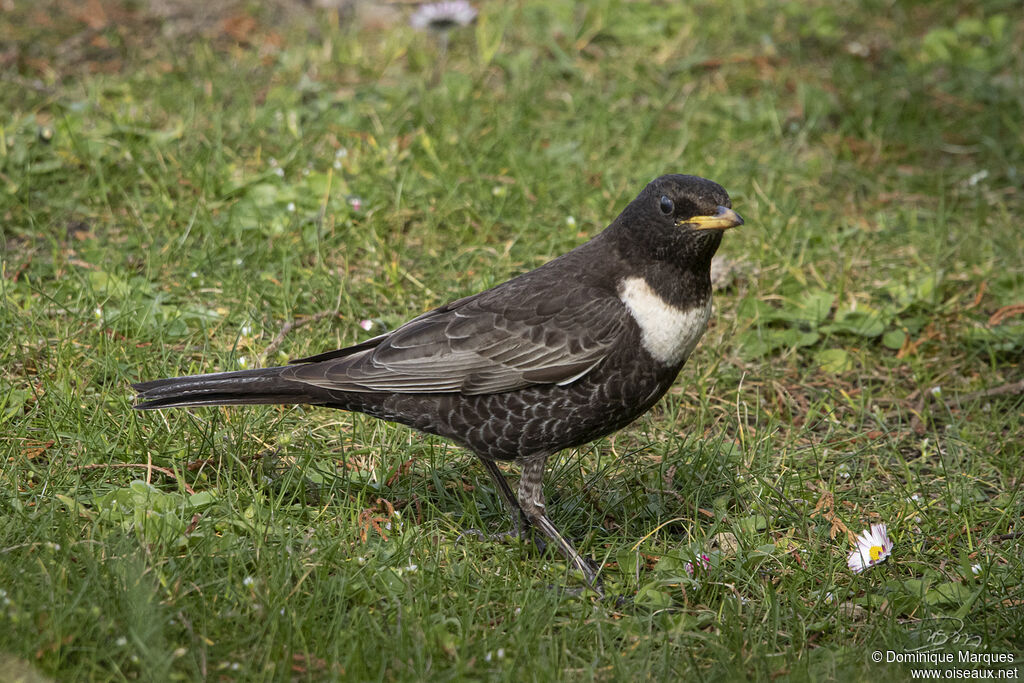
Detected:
[{"left": 907, "top": 616, "right": 983, "bottom": 652}]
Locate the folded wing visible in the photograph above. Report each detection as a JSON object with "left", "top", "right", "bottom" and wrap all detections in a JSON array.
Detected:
[{"left": 283, "top": 284, "right": 626, "bottom": 395}]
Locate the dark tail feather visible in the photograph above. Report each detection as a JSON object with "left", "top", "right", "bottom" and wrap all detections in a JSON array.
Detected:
[{"left": 132, "top": 367, "right": 324, "bottom": 410}]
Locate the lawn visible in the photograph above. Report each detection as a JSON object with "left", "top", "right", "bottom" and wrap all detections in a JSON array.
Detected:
[{"left": 1, "top": 0, "right": 1022, "bottom": 680}]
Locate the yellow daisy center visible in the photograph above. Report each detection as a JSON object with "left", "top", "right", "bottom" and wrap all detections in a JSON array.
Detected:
[{"left": 869, "top": 545, "right": 883, "bottom": 561}]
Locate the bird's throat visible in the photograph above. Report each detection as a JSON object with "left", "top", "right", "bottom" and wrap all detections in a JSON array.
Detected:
[{"left": 617, "top": 276, "right": 712, "bottom": 366}]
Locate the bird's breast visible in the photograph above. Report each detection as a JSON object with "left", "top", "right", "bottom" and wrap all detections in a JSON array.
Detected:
[{"left": 617, "top": 276, "right": 712, "bottom": 366}]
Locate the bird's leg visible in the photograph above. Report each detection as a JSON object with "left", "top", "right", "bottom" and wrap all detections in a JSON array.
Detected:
[
  {"left": 517, "top": 455, "right": 602, "bottom": 592},
  {"left": 479, "top": 459, "right": 531, "bottom": 542},
  {"left": 459, "top": 457, "right": 545, "bottom": 553}
]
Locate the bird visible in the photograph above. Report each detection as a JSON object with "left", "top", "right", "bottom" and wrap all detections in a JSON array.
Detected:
[{"left": 132, "top": 173, "right": 743, "bottom": 590}]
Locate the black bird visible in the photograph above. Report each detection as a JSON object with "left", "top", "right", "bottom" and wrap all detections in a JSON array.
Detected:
[{"left": 133, "top": 174, "right": 743, "bottom": 589}]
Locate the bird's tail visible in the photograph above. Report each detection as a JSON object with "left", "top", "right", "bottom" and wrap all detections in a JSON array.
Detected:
[{"left": 132, "top": 366, "right": 325, "bottom": 410}]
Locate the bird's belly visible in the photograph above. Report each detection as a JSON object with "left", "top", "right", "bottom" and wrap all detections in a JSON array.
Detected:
[{"left": 349, "top": 357, "right": 678, "bottom": 462}]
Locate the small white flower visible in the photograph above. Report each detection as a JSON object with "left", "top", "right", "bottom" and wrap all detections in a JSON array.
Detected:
[
  {"left": 233, "top": 257, "right": 244, "bottom": 267},
  {"left": 242, "top": 576, "right": 255, "bottom": 587},
  {"left": 966, "top": 169, "right": 989, "bottom": 186},
  {"left": 930, "top": 386, "right": 942, "bottom": 397},
  {"left": 845, "top": 41, "right": 870, "bottom": 57},
  {"left": 333, "top": 159, "right": 342, "bottom": 170},
  {"left": 359, "top": 319, "right": 374, "bottom": 331},
  {"left": 286, "top": 202, "right": 296, "bottom": 212},
  {"left": 496, "top": 648, "right": 505, "bottom": 659},
  {"left": 237, "top": 356, "right": 249, "bottom": 369},
  {"left": 190, "top": 271, "right": 199, "bottom": 278},
  {"left": 971, "top": 564, "right": 981, "bottom": 575},
  {"left": 115, "top": 636, "right": 128, "bottom": 647},
  {"left": 410, "top": 1, "right": 477, "bottom": 31},
  {"left": 273, "top": 167, "right": 284, "bottom": 178},
  {"left": 565, "top": 216, "right": 576, "bottom": 227},
  {"left": 335, "top": 148, "right": 348, "bottom": 158},
  {"left": 847, "top": 523, "right": 894, "bottom": 573},
  {"left": 405, "top": 563, "right": 418, "bottom": 572},
  {"left": 240, "top": 323, "right": 253, "bottom": 336}
]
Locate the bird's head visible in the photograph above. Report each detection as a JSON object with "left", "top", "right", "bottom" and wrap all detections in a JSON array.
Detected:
[{"left": 609, "top": 174, "right": 743, "bottom": 268}]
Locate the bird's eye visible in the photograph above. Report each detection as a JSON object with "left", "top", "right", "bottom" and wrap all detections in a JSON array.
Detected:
[{"left": 659, "top": 195, "right": 674, "bottom": 215}]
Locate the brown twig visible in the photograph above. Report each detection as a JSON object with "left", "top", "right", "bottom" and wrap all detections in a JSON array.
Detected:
[
  {"left": 966, "top": 281, "right": 988, "bottom": 310},
  {"left": 988, "top": 303, "right": 1024, "bottom": 327},
  {"left": 261, "top": 310, "right": 339, "bottom": 359},
  {"left": 73, "top": 463, "right": 196, "bottom": 495}
]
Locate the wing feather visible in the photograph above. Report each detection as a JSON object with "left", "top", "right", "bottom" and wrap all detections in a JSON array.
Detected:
[{"left": 283, "top": 283, "right": 627, "bottom": 395}]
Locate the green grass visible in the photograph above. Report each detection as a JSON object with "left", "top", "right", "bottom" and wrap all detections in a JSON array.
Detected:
[{"left": 2, "top": 0, "right": 1023, "bottom": 680}]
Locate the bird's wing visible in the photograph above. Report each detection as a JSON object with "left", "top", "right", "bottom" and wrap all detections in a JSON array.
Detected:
[{"left": 282, "top": 284, "right": 627, "bottom": 395}]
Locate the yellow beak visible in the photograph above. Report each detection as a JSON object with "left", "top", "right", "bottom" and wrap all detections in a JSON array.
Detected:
[{"left": 682, "top": 206, "right": 744, "bottom": 231}]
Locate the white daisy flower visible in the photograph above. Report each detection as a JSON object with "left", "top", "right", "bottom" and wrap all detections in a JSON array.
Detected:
[
  {"left": 410, "top": 1, "right": 477, "bottom": 31},
  {"left": 847, "top": 523, "right": 893, "bottom": 573}
]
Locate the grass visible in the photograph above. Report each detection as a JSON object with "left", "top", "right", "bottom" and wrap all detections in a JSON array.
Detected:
[{"left": 2, "top": 0, "right": 1022, "bottom": 680}]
